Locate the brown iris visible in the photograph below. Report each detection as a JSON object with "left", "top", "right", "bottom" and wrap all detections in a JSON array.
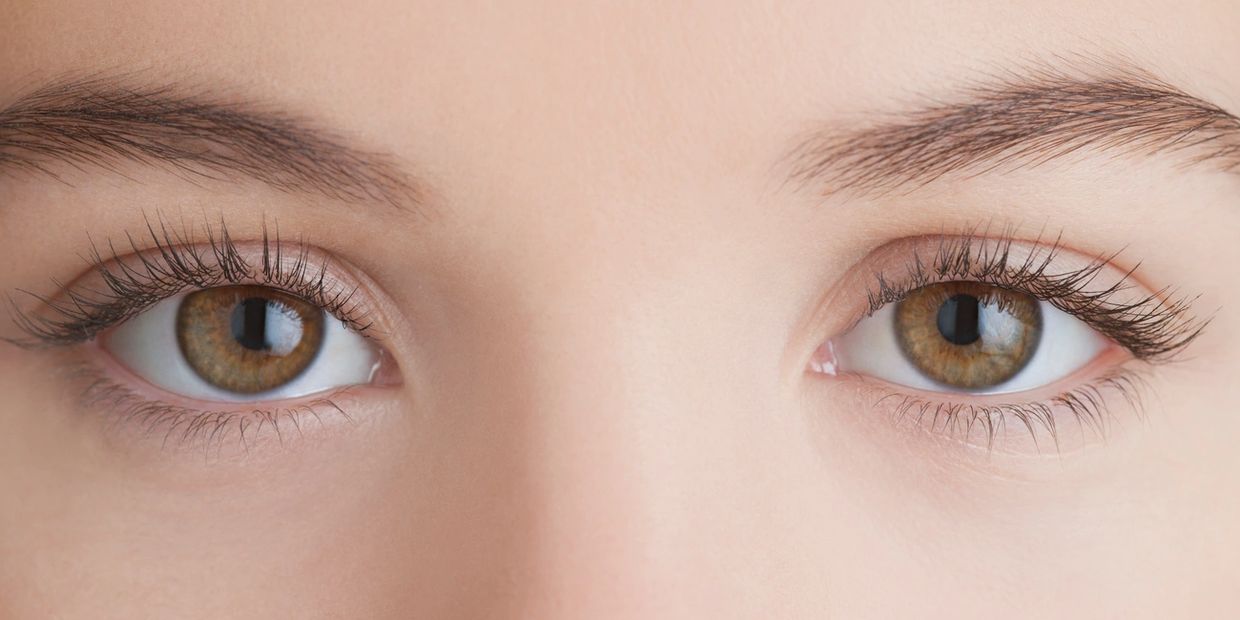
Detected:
[
  {"left": 894, "top": 282, "right": 1042, "bottom": 389},
  {"left": 177, "top": 286, "right": 325, "bottom": 394}
]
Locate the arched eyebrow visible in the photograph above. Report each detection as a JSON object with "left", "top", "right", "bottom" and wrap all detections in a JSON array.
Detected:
[
  {"left": 786, "top": 64, "right": 1240, "bottom": 197},
  {"left": 0, "top": 75, "right": 423, "bottom": 212}
]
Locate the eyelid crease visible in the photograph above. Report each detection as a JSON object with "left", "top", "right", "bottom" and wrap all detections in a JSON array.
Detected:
[
  {"left": 5, "top": 214, "right": 376, "bottom": 349},
  {"left": 856, "top": 229, "right": 1209, "bottom": 363}
]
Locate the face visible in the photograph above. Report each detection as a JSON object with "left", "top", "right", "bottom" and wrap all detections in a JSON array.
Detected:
[{"left": 1, "top": 1, "right": 1238, "bottom": 617}]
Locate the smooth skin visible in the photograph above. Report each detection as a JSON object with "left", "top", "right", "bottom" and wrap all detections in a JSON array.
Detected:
[{"left": 0, "top": 1, "right": 1238, "bottom": 618}]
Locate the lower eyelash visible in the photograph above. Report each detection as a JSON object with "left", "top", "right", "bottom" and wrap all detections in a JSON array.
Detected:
[
  {"left": 868, "top": 367, "right": 1149, "bottom": 453},
  {"left": 69, "top": 364, "right": 358, "bottom": 457}
]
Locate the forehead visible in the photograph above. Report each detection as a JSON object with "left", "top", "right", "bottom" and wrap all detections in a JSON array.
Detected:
[{"left": 1, "top": 1, "right": 1237, "bottom": 212}]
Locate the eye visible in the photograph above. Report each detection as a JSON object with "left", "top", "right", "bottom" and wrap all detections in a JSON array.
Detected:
[
  {"left": 103, "top": 285, "right": 381, "bottom": 402},
  {"left": 828, "top": 282, "right": 1109, "bottom": 394}
]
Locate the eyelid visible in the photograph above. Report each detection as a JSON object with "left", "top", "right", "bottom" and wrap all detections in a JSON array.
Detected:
[
  {"left": 813, "top": 233, "right": 1205, "bottom": 365},
  {"left": 797, "top": 232, "right": 1201, "bottom": 454},
  {"left": 3, "top": 217, "right": 405, "bottom": 458},
  {"left": 60, "top": 355, "right": 374, "bottom": 459},
  {"left": 8, "top": 222, "right": 384, "bottom": 350},
  {"left": 833, "top": 363, "right": 1149, "bottom": 456}
]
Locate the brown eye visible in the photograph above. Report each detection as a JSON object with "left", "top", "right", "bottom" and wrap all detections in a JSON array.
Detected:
[
  {"left": 893, "top": 282, "right": 1042, "bottom": 389},
  {"left": 176, "top": 286, "right": 325, "bottom": 394}
]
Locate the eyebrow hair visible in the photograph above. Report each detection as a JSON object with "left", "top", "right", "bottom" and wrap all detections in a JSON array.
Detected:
[
  {"left": 0, "top": 75, "right": 422, "bottom": 211},
  {"left": 786, "top": 64, "right": 1240, "bottom": 196}
]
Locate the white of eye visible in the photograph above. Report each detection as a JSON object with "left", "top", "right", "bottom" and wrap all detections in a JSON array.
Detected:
[
  {"left": 827, "top": 300, "right": 1107, "bottom": 395},
  {"left": 104, "top": 292, "right": 380, "bottom": 403}
]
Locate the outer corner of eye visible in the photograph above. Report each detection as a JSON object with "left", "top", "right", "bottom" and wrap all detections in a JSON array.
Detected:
[
  {"left": 100, "top": 286, "right": 390, "bottom": 403},
  {"left": 810, "top": 282, "right": 1112, "bottom": 395}
]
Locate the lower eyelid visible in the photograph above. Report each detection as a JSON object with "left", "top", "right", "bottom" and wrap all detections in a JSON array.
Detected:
[
  {"left": 62, "top": 350, "right": 375, "bottom": 459},
  {"left": 815, "top": 351, "right": 1147, "bottom": 456}
]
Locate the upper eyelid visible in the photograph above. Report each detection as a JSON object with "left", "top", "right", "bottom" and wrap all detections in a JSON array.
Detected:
[
  {"left": 6, "top": 221, "right": 378, "bottom": 349},
  {"left": 844, "top": 233, "right": 1206, "bottom": 363}
]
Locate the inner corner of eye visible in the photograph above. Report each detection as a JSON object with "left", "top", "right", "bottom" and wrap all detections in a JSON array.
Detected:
[
  {"left": 99, "top": 284, "right": 387, "bottom": 403},
  {"left": 812, "top": 281, "right": 1109, "bottom": 395}
]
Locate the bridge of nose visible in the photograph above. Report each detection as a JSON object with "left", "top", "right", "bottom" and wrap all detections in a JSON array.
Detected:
[{"left": 396, "top": 236, "right": 823, "bottom": 616}]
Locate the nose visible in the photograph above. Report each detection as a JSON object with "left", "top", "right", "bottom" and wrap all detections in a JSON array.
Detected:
[{"left": 399, "top": 240, "right": 821, "bottom": 618}]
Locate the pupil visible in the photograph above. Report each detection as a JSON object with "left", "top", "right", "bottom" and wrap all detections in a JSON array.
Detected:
[
  {"left": 936, "top": 294, "right": 981, "bottom": 345},
  {"left": 231, "top": 298, "right": 273, "bottom": 351}
]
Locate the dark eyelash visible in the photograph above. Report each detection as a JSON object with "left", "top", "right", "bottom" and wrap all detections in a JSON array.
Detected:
[
  {"left": 6, "top": 214, "right": 373, "bottom": 349},
  {"left": 864, "top": 230, "right": 1209, "bottom": 362}
]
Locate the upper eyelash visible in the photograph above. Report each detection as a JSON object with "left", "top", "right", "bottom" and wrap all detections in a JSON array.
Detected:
[
  {"left": 6, "top": 215, "right": 373, "bottom": 349},
  {"left": 862, "top": 230, "right": 1208, "bottom": 362}
]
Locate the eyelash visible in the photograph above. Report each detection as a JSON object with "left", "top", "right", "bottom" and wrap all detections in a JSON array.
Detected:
[
  {"left": 5, "top": 221, "right": 1206, "bottom": 453},
  {"left": 869, "top": 370, "right": 1149, "bottom": 452},
  {"left": 862, "top": 231, "right": 1206, "bottom": 361},
  {"left": 844, "top": 230, "right": 1207, "bottom": 450},
  {"left": 3, "top": 216, "right": 375, "bottom": 454},
  {"left": 62, "top": 361, "right": 359, "bottom": 455},
  {"left": 7, "top": 216, "right": 374, "bottom": 349}
]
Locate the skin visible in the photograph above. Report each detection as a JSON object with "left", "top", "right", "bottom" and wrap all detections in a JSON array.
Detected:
[{"left": 1, "top": 1, "right": 1238, "bottom": 617}]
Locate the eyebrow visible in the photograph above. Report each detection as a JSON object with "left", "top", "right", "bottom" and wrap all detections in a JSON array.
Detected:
[
  {"left": 786, "top": 63, "right": 1240, "bottom": 196},
  {"left": 0, "top": 75, "right": 422, "bottom": 211}
]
